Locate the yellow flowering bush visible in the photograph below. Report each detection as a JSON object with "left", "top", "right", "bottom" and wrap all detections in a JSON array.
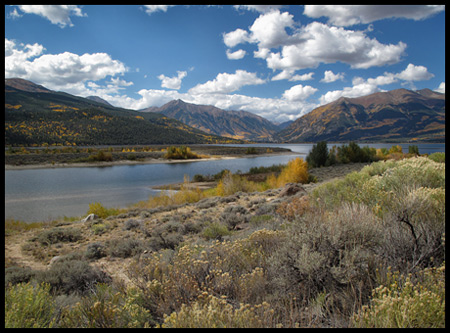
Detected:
[
  {"left": 160, "top": 292, "right": 275, "bottom": 328},
  {"left": 5, "top": 282, "right": 56, "bottom": 328},
  {"left": 352, "top": 263, "right": 445, "bottom": 328}
]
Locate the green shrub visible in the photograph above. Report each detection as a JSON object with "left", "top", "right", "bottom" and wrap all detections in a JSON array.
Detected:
[
  {"left": 428, "top": 152, "right": 445, "bottom": 163},
  {"left": 336, "top": 142, "right": 376, "bottom": 163},
  {"left": 36, "top": 259, "right": 112, "bottom": 295},
  {"left": 352, "top": 263, "right": 445, "bottom": 328},
  {"left": 408, "top": 145, "right": 419, "bottom": 155},
  {"left": 36, "top": 227, "right": 83, "bottom": 245},
  {"left": 202, "top": 222, "right": 232, "bottom": 240},
  {"left": 5, "top": 266, "right": 36, "bottom": 287},
  {"left": 59, "top": 283, "right": 152, "bottom": 328},
  {"left": 85, "top": 242, "right": 107, "bottom": 260},
  {"left": 267, "top": 203, "right": 382, "bottom": 316},
  {"left": 87, "top": 202, "right": 122, "bottom": 219},
  {"left": 5, "top": 282, "right": 57, "bottom": 328},
  {"left": 165, "top": 146, "right": 200, "bottom": 159},
  {"left": 107, "top": 238, "right": 145, "bottom": 258},
  {"left": 245, "top": 147, "right": 258, "bottom": 154},
  {"left": 88, "top": 150, "right": 113, "bottom": 162}
]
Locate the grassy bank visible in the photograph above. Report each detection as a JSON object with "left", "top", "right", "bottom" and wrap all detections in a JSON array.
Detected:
[{"left": 5, "top": 151, "right": 445, "bottom": 328}]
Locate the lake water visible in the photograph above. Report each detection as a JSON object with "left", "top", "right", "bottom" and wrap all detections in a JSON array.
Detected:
[{"left": 5, "top": 143, "right": 445, "bottom": 222}]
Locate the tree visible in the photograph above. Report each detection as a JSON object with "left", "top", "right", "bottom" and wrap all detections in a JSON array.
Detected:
[{"left": 306, "top": 141, "right": 329, "bottom": 168}]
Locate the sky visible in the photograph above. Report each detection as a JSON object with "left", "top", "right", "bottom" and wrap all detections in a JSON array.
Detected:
[{"left": 5, "top": 5, "right": 446, "bottom": 123}]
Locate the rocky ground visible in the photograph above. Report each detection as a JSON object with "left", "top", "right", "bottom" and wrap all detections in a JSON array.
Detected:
[{"left": 5, "top": 162, "right": 370, "bottom": 285}]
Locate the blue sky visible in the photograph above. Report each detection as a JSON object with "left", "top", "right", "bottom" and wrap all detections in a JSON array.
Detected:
[{"left": 5, "top": 5, "right": 445, "bottom": 123}]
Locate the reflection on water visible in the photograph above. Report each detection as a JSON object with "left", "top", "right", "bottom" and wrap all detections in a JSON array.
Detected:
[{"left": 5, "top": 143, "right": 444, "bottom": 222}]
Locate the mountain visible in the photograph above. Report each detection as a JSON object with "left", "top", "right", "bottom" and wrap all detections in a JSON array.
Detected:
[
  {"left": 142, "top": 99, "right": 279, "bottom": 141},
  {"left": 86, "top": 96, "right": 113, "bottom": 106},
  {"left": 276, "top": 88, "right": 445, "bottom": 143},
  {"left": 5, "top": 78, "right": 245, "bottom": 146}
]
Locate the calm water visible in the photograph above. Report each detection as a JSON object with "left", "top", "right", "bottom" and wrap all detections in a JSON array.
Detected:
[{"left": 5, "top": 143, "right": 445, "bottom": 222}]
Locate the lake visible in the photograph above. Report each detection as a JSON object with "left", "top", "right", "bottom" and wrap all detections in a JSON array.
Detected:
[{"left": 5, "top": 143, "right": 445, "bottom": 222}]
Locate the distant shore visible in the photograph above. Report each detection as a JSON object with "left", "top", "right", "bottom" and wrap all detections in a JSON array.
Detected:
[{"left": 5, "top": 149, "right": 297, "bottom": 171}]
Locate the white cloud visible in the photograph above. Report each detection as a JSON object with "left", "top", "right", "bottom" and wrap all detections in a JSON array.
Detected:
[
  {"left": 188, "top": 70, "right": 265, "bottom": 95},
  {"left": 318, "top": 64, "right": 434, "bottom": 105},
  {"left": 303, "top": 5, "right": 445, "bottom": 27},
  {"left": 5, "top": 38, "right": 128, "bottom": 96},
  {"left": 143, "top": 5, "right": 176, "bottom": 15},
  {"left": 264, "top": 22, "right": 406, "bottom": 70},
  {"left": 233, "top": 5, "right": 285, "bottom": 13},
  {"left": 249, "top": 10, "right": 297, "bottom": 49},
  {"left": 15, "top": 5, "right": 86, "bottom": 28},
  {"left": 223, "top": 29, "right": 250, "bottom": 48},
  {"left": 125, "top": 88, "right": 317, "bottom": 123},
  {"left": 224, "top": 12, "right": 407, "bottom": 71},
  {"left": 436, "top": 82, "right": 445, "bottom": 94},
  {"left": 272, "top": 70, "right": 315, "bottom": 82},
  {"left": 282, "top": 84, "right": 318, "bottom": 101},
  {"left": 226, "top": 49, "right": 246, "bottom": 60},
  {"left": 321, "top": 70, "right": 345, "bottom": 83},
  {"left": 290, "top": 72, "right": 315, "bottom": 82},
  {"left": 158, "top": 71, "right": 187, "bottom": 90},
  {"left": 395, "top": 63, "right": 434, "bottom": 81}
]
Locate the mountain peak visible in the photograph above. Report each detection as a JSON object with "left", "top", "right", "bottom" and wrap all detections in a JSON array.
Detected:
[
  {"left": 277, "top": 88, "right": 445, "bottom": 143},
  {"left": 5, "top": 78, "right": 51, "bottom": 93}
]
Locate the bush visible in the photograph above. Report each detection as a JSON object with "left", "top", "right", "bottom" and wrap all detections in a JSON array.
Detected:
[
  {"left": 337, "top": 142, "right": 376, "bottom": 163},
  {"left": 5, "top": 282, "right": 57, "bottom": 328},
  {"left": 88, "top": 150, "right": 113, "bottom": 162},
  {"left": 160, "top": 292, "right": 274, "bottom": 328},
  {"left": 5, "top": 266, "right": 36, "bottom": 286},
  {"left": 165, "top": 146, "right": 200, "bottom": 159},
  {"left": 267, "top": 157, "right": 309, "bottom": 188},
  {"left": 202, "top": 222, "right": 232, "bottom": 240},
  {"left": 306, "top": 141, "right": 329, "bottom": 168},
  {"left": 267, "top": 203, "right": 382, "bottom": 317},
  {"left": 107, "top": 238, "right": 145, "bottom": 258},
  {"left": 408, "top": 145, "right": 419, "bottom": 155},
  {"left": 36, "top": 259, "right": 112, "bottom": 295},
  {"left": 352, "top": 263, "right": 445, "bottom": 328},
  {"left": 428, "top": 152, "right": 445, "bottom": 163},
  {"left": 36, "top": 227, "right": 83, "bottom": 245},
  {"left": 85, "top": 242, "right": 107, "bottom": 260},
  {"left": 59, "top": 283, "right": 152, "bottom": 328},
  {"left": 87, "top": 202, "right": 122, "bottom": 219}
]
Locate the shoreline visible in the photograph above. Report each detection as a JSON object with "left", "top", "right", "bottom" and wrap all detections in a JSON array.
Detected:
[{"left": 4, "top": 151, "right": 298, "bottom": 171}]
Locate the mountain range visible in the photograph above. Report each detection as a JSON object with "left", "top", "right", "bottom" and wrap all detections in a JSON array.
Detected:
[
  {"left": 5, "top": 78, "right": 244, "bottom": 146},
  {"left": 4, "top": 78, "right": 445, "bottom": 146},
  {"left": 141, "top": 99, "right": 282, "bottom": 141},
  {"left": 276, "top": 88, "right": 445, "bottom": 143}
]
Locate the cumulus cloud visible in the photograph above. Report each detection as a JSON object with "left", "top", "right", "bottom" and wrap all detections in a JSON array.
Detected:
[
  {"left": 395, "top": 63, "right": 434, "bottom": 81},
  {"left": 436, "top": 82, "right": 445, "bottom": 94},
  {"left": 272, "top": 70, "right": 315, "bottom": 82},
  {"left": 282, "top": 84, "right": 318, "bottom": 101},
  {"left": 224, "top": 11, "right": 407, "bottom": 72},
  {"left": 188, "top": 70, "right": 265, "bottom": 95},
  {"left": 226, "top": 49, "right": 246, "bottom": 60},
  {"left": 321, "top": 70, "right": 345, "bottom": 83},
  {"left": 265, "top": 22, "right": 406, "bottom": 70},
  {"left": 223, "top": 28, "right": 251, "bottom": 48},
  {"left": 304, "top": 5, "right": 445, "bottom": 27},
  {"left": 248, "top": 9, "right": 298, "bottom": 49},
  {"left": 14, "top": 5, "right": 86, "bottom": 28},
  {"left": 158, "top": 71, "right": 187, "bottom": 90},
  {"left": 143, "top": 5, "right": 176, "bottom": 15},
  {"left": 5, "top": 38, "right": 128, "bottom": 96},
  {"left": 233, "top": 5, "right": 285, "bottom": 13},
  {"left": 318, "top": 63, "right": 434, "bottom": 105}
]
